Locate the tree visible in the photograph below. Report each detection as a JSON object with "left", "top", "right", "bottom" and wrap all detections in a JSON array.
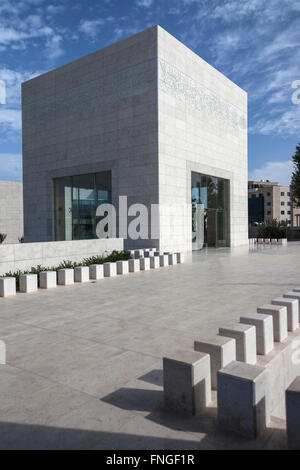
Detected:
[{"left": 290, "top": 143, "right": 300, "bottom": 207}]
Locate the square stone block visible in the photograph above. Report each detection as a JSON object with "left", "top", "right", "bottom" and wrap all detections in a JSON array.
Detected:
[
  {"left": 219, "top": 323, "right": 257, "bottom": 365},
  {"left": 40, "top": 271, "right": 57, "bottom": 289},
  {"left": 257, "top": 304, "right": 288, "bottom": 342},
  {"left": 0, "top": 277, "right": 16, "bottom": 297},
  {"left": 283, "top": 292, "right": 300, "bottom": 322},
  {"left": 168, "top": 253, "right": 177, "bottom": 265},
  {"left": 89, "top": 264, "right": 104, "bottom": 280},
  {"left": 257, "top": 238, "right": 264, "bottom": 244},
  {"left": 74, "top": 266, "right": 90, "bottom": 283},
  {"left": 140, "top": 258, "right": 150, "bottom": 271},
  {"left": 271, "top": 239, "right": 278, "bottom": 245},
  {"left": 194, "top": 335, "right": 236, "bottom": 390},
  {"left": 57, "top": 269, "right": 74, "bottom": 286},
  {"left": 278, "top": 239, "right": 287, "bottom": 245},
  {"left": 240, "top": 314, "right": 274, "bottom": 355},
  {"left": 19, "top": 274, "right": 38, "bottom": 293},
  {"left": 217, "top": 361, "right": 270, "bottom": 439},
  {"left": 129, "top": 259, "right": 140, "bottom": 273},
  {"left": 117, "top": 260, "right": 129, "bottom": 275},
  {"left": 159, "top": 255, "right": 169, "bottom": 267},
  {"left": 150, "top": 256, "right": 160, "bottom": 269},
  {"left": 103, "top": 262, "right": 117, "bottom": 277},
  {"left": 272, "top": 297, "right": 298, "bottom": 332},
  {"left": 176, "top": 252, "right": 185, "bottom": 264},
  {"left": 286, "top": 377, "right": 300, "bottom": 450},
  {"left": 163, "top": 350, "right": 211, "bottom": 416}
]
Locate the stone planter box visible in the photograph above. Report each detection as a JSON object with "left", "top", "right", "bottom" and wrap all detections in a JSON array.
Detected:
[
  {"left": 159, "top": 255, "right": 169, "bottom": 267},
  {"left": 140, "top": 258, "right": 150, "bottom": 271},
  {"left": 89, "top": 264, "right": 104, "bottom": 280},
  {"left": 129, "top": 259, "right": 140, "bottom": 273},
  {"left": 58, "top": 269, "right": 74, "bottom": 286},
  {"left": 74, "top": 266, "right": 90, "bottom": 283},
  {"left": 168, "top": 253, "right": 177, "bottom": 265},
  {"left": 40, "top": 271, "right": 57, "bottom": 289},
  {"left": 103, "top": 262, "right": 117, "bottom": 277},
  {"left": 117, "top": 260, "right": 129, "bottom": 275},
  {"left": 150, "top": 257, "right": 160, "bottom": 269},
  {"left": 20, "top": 274, "right": 38, "bottom": 293},
  {"left": 0, "top": 277, "right": 16, "bottom": 297},
  {"left": 176, "top": 253, "right": 185, "bottom": 264}
]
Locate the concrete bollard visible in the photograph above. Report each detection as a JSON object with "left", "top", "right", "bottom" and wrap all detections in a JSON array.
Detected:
[
  {"left": 163, "top": 350, "right": 211, "bottom": 416},
  {"left": 140, "top": 258, "right": 150, "bottom": 271},
  {"left": 150, "top": 256, "right": 160, "bottom": 269},
  {"left": 40, "top": 271, "right": 57, "bottom": 289},
  {"left": 19, "top": 274, "right": 38, "bottom": 293},
  {"left": 0, "top": 277, "right": 16, "bottom": 297},
  {"left": 129, "top": 259, "right": 140, "bottom": 273},
  {"left": 159, "top": 255, "right": 169, "bottom": 267},
  {"left": 89, "top": 264, "right": 104, "bottom": 280},
  {"left": 168, "top": 253, "right": 177, "bottom": 265},
  {"left": 278, "top": 238, "right": 287, "bottom": 245},
  {"left": 58, "top": 269, "right": 74, "bottom": 286},
  {"left": 271, "top": 297, "right": 298, "bottom": 332},
  {"left": 103, "top": 262, "right": 117, "bottom": 277},
  {"left": 286, "top": 377, "right": 300, "bottom": 450},
  {"left": 240, "top": 314, "right": 274, "bottom": 355},
  {"left": 116, "top": 260, "right": 129, "bottom": 275},
  {"left": 74, "top": 266, "right": 90, "bottom": 283},
  {"left": 283, "top": 292, "right": 300, "bottom": 322},
  {"left": 219, "top": 323, "right": 257, "bottom": 365},
  {"left": 217, "top": 361, "right": 270, "bottom": 439},
  {"left": 257, "top": 304, "right": 288, "bottom": 342},
  {"left": 176, "top": 252, "right": 185, "bottom": 264},
  {"left": 194, "top": 335, "right": 236, "bottom": 390}
]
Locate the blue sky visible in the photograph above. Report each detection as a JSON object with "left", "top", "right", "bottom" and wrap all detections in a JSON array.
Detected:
[{"left": 0, "top": 0, "right": 299, "bottom": 184}]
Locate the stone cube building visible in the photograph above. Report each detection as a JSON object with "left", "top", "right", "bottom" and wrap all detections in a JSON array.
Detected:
[
  {"left": 0, "top": 181, "right": 23, "bottom": 244},
  {"left": 22, "top": 25, "right": 248, "bottom": 252}
]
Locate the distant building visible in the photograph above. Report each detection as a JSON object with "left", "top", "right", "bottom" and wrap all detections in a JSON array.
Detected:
[
  {"left": 248, "top": 180, "right": 300, "bottom": 226},
  {"left": 0, "top": 181, "right": 23, "bottom": 243}
]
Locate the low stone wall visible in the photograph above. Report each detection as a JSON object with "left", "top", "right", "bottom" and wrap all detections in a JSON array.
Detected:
[{"left": 0, "top": 238, "right": 124, "bottom": 275}]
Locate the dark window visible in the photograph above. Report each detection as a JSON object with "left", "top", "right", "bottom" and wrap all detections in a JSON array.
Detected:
[
  {"left": 281, "top": 211, "right": 285, "bottom": 215},
  {"left": 281, "top": 192, "right": 285, "bottom": 196}
]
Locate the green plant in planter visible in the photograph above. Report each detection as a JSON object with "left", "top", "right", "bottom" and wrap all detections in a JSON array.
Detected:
[{"left": 257, "top": 220, "right": 286, "bottom": 239}]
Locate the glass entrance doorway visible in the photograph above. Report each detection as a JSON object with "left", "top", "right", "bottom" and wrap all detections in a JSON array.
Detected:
[
  {"left": 192, "top": 172, "right": 229, "bottom": 250},
  {"left": 54, "top": 171, "right": 112, "bottom": 241}
]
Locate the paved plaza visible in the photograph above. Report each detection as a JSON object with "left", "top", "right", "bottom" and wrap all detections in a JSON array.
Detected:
[{"left": 1, "top": 243, "right": 299, "bottom": 449}]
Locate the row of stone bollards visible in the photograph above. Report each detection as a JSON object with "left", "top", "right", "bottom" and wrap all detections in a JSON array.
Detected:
[{"left": 163, "top": 288, "right": 300, "bottom": 448}]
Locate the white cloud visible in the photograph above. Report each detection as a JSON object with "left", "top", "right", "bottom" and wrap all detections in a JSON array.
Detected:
[
  {"left": 249, "top": 160, "right": 293, "bottom": 186},
  {"left": 79, "top": 18, "right": 111, "bottom": 39},
  {"left": 0, "top": 153, "right": 22, "bottom": 182},
  {"left": 135, "top": 0, "right": 154, "bottom": 7},
  {"left": 0, "top": 109, "right": 21, "bottom": 131}
]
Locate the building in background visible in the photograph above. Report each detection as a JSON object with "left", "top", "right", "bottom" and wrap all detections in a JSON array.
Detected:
[
  {"left": 0, "top": 181, "right": 23, "bottom": 243},
  {"left": 248, "top": 180, "right": 300, "bottom": 226}
]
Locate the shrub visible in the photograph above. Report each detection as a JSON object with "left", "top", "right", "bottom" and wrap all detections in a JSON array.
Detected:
[
  {"left": 0, "top": 233, "right": 7, "bottom": 244},
  {"left": 257, "top": 220, "right": 286, "bottom": 239}
]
